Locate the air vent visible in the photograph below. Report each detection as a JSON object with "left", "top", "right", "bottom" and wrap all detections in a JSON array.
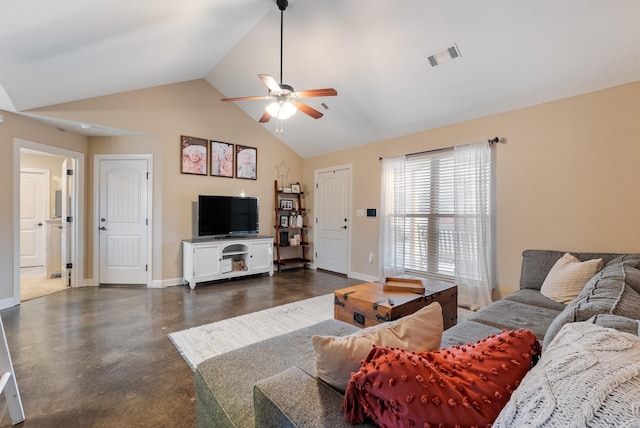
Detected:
[{"left": 427, "top": 44, "right": 461, "bottom": 67}]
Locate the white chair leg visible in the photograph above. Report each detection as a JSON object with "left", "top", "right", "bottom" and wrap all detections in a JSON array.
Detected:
[{"left": 0, "top": 316, "right": 25, "bottom": 425}]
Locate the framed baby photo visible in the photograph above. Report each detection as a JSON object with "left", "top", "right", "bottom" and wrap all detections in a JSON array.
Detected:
[
  {"left": 235, "top": 145, "right": 257, "bottom": 180},
  {"left": 210, "top": 141, "right": 234, "bottom": 178},
  {"left": 180, "top": 136, "right": 209, "bottom": 176}
]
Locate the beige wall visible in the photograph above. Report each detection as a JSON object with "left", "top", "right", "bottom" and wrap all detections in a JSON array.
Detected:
[
  {"left": 31, "top": 80, "right": 304, "bottom": 283},
  {"left": 4, "top": 79, "right": 640, "bottom": 305},
  {"left": 0, "top": 111, "right": 88, "bottom": 304},
  {"left": 303, "top": 81, "right": 640, "bottom": 298}
]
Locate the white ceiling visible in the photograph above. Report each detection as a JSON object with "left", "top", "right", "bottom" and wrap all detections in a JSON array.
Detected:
[{"left": 2, "top": 0, "right": 640, "bottom": 158}]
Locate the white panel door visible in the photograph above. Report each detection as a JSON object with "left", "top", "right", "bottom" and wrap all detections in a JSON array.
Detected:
[
  {"left": 98, "top": 159, "right": 149, "bottom": 284},
  {"left": 20, "top": 168, "right": 48, "bottom": 267},
  {"left": 315, "top": 168, "right": 350, "bottom": 274}
]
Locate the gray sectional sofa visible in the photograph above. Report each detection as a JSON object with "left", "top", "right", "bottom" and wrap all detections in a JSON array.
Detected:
[{"left": 194, "top": 249, "right": 637, "bottom": 427}]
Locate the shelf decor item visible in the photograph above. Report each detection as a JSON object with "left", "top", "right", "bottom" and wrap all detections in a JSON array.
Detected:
[
  {"left": 280, "top": 199, "right": 293, "bottom": 210},
  {"left": 280, "top": 215, "right": 289, "bottom": 227},
  {"left": 291, "top": 183, "right": 301, "bottom": 193}
]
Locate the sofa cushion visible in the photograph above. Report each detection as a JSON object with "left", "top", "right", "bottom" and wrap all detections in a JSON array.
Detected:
[
  {"left": 467, "top": 299, "right": 561, "bottom": 341},
  {"left": 312, "top": 302, "right": 443, "bottom": 392},
  {"left": 440, "top": 320, "right": 502, "bottom": 348},
  {"left": 494, "top": 322, "right": 640, "bottom": 427},
  {"left": 502, "top": 289, "right": 567, "bottom": 311},
  {"left": 195, "top": 319, "right": 359, "bottom": 428},
  {"left": 585, "top": 313, "right": 640, "bottom": 336},
  {"left": 343, "top": 330, "right": 540, "bottom": 427},
  {"left": 539, "top": 252, "right": 603, "bottom": 304},
  {"left": 543, "top": 254, "right": 640, "bottom": 348}
]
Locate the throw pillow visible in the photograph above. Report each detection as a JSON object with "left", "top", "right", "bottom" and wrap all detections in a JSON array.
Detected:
[
  {"left": 343, "top": 329, "right": 540, "bottom": 427},
  {"left": 543, "top": 254, "right": 640, "bottom": 348},
  {"left": 494, "top": 322, "right": 640, "bottom": 427},
  {"left": 312, "top": 302, "right": 443, "bottom": 392},
  {"left": 540, "top": 253, "right": 603, "bottom": 304}
]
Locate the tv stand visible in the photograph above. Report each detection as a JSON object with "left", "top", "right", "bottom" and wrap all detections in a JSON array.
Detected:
[{"left": 182, "top": 236, "right": 274, "bottom": 289}]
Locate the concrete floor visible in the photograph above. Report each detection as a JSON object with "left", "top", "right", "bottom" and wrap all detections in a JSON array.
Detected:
[{"left": 0, "top": 269, "right": 360, "bottom": 427}]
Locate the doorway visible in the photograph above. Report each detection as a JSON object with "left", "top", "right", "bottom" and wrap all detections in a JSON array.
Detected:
[
  {"left": 13, "top": 139, "right": 84, "bottom": 305},
  {"left": 313, "top": 165, "right": 352, "bottom": 275}
]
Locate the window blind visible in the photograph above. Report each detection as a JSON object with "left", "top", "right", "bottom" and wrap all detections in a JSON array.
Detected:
[{"left": 404, "top": 149, "right": 455, "bottom": 278}]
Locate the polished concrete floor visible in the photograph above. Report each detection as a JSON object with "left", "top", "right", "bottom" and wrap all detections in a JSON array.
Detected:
[{"left": 0, "top": 269, "right": 360, "bottom": 427}]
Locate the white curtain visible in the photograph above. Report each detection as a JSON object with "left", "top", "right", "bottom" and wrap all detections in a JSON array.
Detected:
[
  {"left": 379, "top": 156, "right": 406, "bottom": 279},
  {"left": 453, "top": 141, "right": 494, "bottom": 310}
]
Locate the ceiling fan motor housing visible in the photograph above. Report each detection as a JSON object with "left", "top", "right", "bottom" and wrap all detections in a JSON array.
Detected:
[{"left": 277, "top": 0, "right": 288, "bottom": 11}]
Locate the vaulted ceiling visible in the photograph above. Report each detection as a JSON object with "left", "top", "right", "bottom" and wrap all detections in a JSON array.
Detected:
[{"left": 2, "top": 1, "right": 640, "bottom": 157}]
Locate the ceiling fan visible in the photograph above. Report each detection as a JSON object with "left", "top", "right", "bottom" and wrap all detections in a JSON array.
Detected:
[{"left": 220, "top": 0, "right": 337, "bottom": 133}]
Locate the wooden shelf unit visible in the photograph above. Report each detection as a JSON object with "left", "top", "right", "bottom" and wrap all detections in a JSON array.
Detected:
[{"left": 274, "top": 180, "right": 309, "bottom": 271}]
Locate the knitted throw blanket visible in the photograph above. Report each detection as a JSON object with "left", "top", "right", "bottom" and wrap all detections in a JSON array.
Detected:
[{"left": 494, "top": 322, "right": 640, "bottom": 427}]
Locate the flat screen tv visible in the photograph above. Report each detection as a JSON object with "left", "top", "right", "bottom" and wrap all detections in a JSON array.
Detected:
[{"left": 198, "top": 195, "right": 259, "bottom": 237}]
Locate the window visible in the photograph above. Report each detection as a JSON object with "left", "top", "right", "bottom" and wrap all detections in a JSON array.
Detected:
[{"left": 404, "top": 149, "right": 455, "bottom": 279}]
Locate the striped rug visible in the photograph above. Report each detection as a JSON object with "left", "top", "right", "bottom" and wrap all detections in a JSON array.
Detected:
[{"left": 168, "top": 293, "right": 334, "bottom": 371}]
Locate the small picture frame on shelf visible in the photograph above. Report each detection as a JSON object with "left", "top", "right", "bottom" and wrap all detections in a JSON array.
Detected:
[
  {"left": 291, "top": 183, "right": 300, "bottom": 193},
  {"left": 280, "top": 199, "right": 293, "bottom": 210},
  {"left": 280, "top": 215, "right": 289, "bottom": 227},
  {"left": 283, "top": 187, "right": 292, "bottom": 193}
]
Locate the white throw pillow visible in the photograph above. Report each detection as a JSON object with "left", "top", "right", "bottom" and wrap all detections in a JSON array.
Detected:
[
  {"left": 312, "top": 302, "right": 443, "bottom": 392},
  {"left": 540, "top": 253, "right": 603, "bottom": 304},
  {"left": 494, "top": 322, "right": 640, "bottom": 427}
]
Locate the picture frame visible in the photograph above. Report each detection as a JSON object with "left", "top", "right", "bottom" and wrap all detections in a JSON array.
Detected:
[
  {"left": 180, "top": 136, "right": 208, "bottom": 175},
  {"left": 280, "top": 215, "right": 289, "bottom": 227},
  {"left": 280, "top": 199, "right": 293, "bottom": 210},
  {"left": 282, "top": 187, "right": 292, "bottom": 193},
  {"left": 291, "top": 183, "right": 300, "bottom": 193},
  {"left": 210, "top": 141, "right": 234, "bottom": 178},
  {"left": 235, "top": 145, "right": 257, "bottom": 180}
]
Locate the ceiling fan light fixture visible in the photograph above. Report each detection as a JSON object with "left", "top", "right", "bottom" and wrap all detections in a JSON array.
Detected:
[{"left": 266, "top": 100, "right": 297, "bottom": 119}]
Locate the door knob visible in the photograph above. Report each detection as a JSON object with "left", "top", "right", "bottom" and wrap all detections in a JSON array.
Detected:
[
  {"left": 99, "top": 226, "right": 107, "bottom": 231},
  {"left": 341, "top": 226, "right": 347, "bottom": 229},
  {"left": 37, "top": 222, "right": 43, "bottom": 227}
]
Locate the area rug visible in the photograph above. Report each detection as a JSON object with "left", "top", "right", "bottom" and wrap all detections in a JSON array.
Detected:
[{"left": 168, "top": 293, "right": 334, "bottom": 371}]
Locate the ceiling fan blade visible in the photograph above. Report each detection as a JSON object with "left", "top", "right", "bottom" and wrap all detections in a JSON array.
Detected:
[
  {"left": 258, "top": 74, "right": 282, "bottom": 93},
  {"left": 220, "top": 95, "right": 270, "bottom": 102},
  {"left": 294, "top": 101, "right": 324, "bottom": 119},
  {"left": 258, "top": 111, "right": 272, "bottom": 123},
  {"left": 292, "top": 88, "right": 337, "bottom": 98}
]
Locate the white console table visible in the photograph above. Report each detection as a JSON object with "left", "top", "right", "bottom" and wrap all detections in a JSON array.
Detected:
[{"left": 182, "top": 236, "right": 274, "bottom": 289}]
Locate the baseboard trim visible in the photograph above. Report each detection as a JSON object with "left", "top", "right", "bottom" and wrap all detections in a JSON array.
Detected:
[
  {"left": 348, "top": 271, "right": 379, "bottom": 283},
  {"left": 150, "top": 278, "right": 183, "bottom": 288},
  {"left": 0, "top": 297, "right": 18, "bottom": 310}
]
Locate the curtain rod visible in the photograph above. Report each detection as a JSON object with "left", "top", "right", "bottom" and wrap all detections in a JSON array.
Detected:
[{"left": 378, "top": 137, "right": 505, "bottom": 161}]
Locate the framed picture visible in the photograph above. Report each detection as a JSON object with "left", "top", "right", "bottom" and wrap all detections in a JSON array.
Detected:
[
  {"left": 291, "top": 183, "right": 300, "bottom": 193},
  {"left": 282, "top": 187, "right": 292, "bottom": 193},
  {"left": 210, "top": 141, "right": 234, "bottom": 178},
  {"left": 280, "top": 199, "right": 293, "bottom": 210},
  {"left": 280, "top": 215, "right": 289, "bottom": 227},
  {"left": 180, "top": 136, "right": 208, "bottom": 175},
  {"left": 236, "top": 145, "right": 257, "bottom": 180}
]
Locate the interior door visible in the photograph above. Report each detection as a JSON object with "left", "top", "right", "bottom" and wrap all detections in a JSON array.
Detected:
[
  {"left": 315, "top": 168, "right": 350, "bottom": 274},
  {"left": 20, "top": 168, "right": 48, "bottom": 267},
  {"left": 61, "top": 158, "right": 75, "bottom": 285},
  {"left": 98, "top": 159, "right": 149, "bottom": 284}
]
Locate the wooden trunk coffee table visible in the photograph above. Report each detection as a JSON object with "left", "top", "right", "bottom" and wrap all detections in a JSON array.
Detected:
[{"left": 334, "top": 280, "right": 457, "bottom": 329}]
